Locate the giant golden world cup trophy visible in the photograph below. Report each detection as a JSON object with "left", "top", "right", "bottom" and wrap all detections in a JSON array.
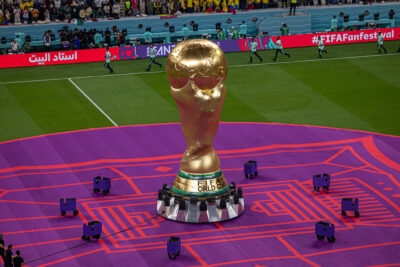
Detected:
[{"left": 157, "top": 39, "right": 244, "bottom": 223}]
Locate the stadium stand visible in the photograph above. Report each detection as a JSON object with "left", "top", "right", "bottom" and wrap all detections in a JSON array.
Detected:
[{"left": 0, "top": 2, "right": 399, "bottom": 52}]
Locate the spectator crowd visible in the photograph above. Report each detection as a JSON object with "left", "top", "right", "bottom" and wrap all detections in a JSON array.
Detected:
[
  {"left": 0, "top": 0, "right": 266, "bottom": 25},
  {"left": 58, "top": 25, "right": 128, "bottom": 49},
  {"left": 1, "top": 0, "right": 390, "bottom": 25}
]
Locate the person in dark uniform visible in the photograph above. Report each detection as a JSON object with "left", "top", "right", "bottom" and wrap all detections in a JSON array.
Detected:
[
  {"left": 13, "top": 250, "right": 24, "bottom": 267},
  {"left": 5, "top": 244, "right": 13, "bottom": 267},
  {"left": 0, "top": 243, "right": 5, "bottom": 265},
  {"left": 0, "top": 234, "right": 4, "bottom": 264}
]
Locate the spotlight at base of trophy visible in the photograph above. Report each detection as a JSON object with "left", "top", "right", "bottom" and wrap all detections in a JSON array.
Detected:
[{"left": 157, "top": 177, "right": 244, "bottom": 223}]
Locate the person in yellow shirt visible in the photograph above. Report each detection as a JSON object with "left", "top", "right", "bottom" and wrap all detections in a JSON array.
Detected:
[
  {"left": 4, "top": 9, "right": 11, "bottom": 24},
  {"left": 205, "top": 0, "right": 213, "bottom": 13},
  {"left": 31, "top": 8, "right": 39, "bottom": 22},
  {"left": 262, "top": 0, "right": 268, "bottom": 8},
  {"left": 19, "top": 1, "right": 26, "bottom": 11},
  {"left": 193, "top": 0, "right": 199, "bottom": 12},
  {"left": 255, "top": 0, "right": 261, "bottom": 8},
  {"left": 227, "top": 0, "right": 235, "bottom": 14},
  {"left": 221, "top": 0, "right": 227, "bottom": 12},
  {"left": 154, "top": 0, "right": 161, "bottom": 14},
  {"left": 0, "top": 10, "right": 4, "bottom": 24},
  {"left": 178, "top": 0, "right": 186, "bottom": 13},
  {"left": 26, "top": 0, "right": 34, "bottom": 9},
  {"left": 214, "top": 0, "right": 221, "bottom": 12},
  {"left": 199, "top": 0, "right": 204, "bottom": 11},
  {"left": 289, "top": 0, "right": 296, "bottom": 15},
  {"left": 247, "top": 0, "right": 254, "bottom": 9},
  {"left": 187, "top": 0, "right": 193, "bottom": 12},
  {"left": 168, "top": 0, "right": 174, "bottom": 14},
  {"left": 234, "top": 0, "right": 239, "bottom": 9}
]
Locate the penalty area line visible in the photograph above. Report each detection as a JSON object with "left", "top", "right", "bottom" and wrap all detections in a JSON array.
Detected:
[
  {"left": 67, "top": 78, "right": 118, "bottom": 127},
  {"left": 0, "top": 53, "right": 398, "bottom": 85}
]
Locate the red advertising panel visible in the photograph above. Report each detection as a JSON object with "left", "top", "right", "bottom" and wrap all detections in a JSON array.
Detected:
[
  {"left": 0, "top": 46, "right": 136, "bottom": 68},
  {"left": 278, "top": 27, "right": 400, "bottom": 48}
]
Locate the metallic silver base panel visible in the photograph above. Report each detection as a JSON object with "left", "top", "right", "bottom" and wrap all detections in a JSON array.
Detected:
[{"left": 157, "top": 183, "right": 244, "bottom": 223}]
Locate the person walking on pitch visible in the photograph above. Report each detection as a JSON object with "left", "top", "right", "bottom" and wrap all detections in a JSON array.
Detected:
[
  {"left": 317, "top": 36, "right": 327, "bottom": 58},
  {"left": 5, "top": 244, "right": 12, "bottom": 267},
  {"left": 273, "top": 37, "right": 290, "bottom": 62},
  {"left": 104, "top": 46, "right": 114, "bottom": 73},
  {"left": 13, "top": 250, "right": 24, "bottom": 267},
  {"left": 249, "top": 38, "right": 262, "bottom": 63},
  {"left": 377, "top": 32, "right": 387, "bottom": 54},
  {"left": 146, "top": 44, "right": 162, "bottom": 71}
]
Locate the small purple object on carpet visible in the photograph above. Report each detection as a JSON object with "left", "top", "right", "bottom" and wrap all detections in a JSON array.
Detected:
[
  {"left": 82, "top": 221, "right": 102, "bottom": 241},
  {"left": 315, "top": 221, "right": 335, "bottom": 243},
  {"left": 60, "top": 198, "right": 78, "bottom": 216},
  {"left": 342, "top": 198, "right": 360, "bottom": 217},
  {"left": 167, "top": 236, "right": 181, "bottom": 259},
  {"left": 244, "top": 160, "right": 258, "bottom": 179}
]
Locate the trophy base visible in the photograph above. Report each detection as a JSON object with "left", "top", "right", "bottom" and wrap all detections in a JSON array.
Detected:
[{"left": 156, "top": 183, "right": 244, "bottom": 223}]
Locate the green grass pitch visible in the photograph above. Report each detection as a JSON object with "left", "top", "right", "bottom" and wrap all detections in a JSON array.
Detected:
[{"left": 0, "top": 41, "right": 399, "bottom": 142}]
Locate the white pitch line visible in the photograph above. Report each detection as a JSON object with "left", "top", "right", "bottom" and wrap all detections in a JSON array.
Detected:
[
  {"left": 74, "top": 70, "right": 165, "bottom": 80},
  {"left": 0, "top": 70, "right": 165, "bottom": 85},
  {"left": 67, "top": 78, "right": 118, "bottom": 127},
  {"left": 230, "top": 52, "right": 399, "bottom": 68},
  {"left": 0, "top": 53, "right": 398, "bottom": 85}
]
